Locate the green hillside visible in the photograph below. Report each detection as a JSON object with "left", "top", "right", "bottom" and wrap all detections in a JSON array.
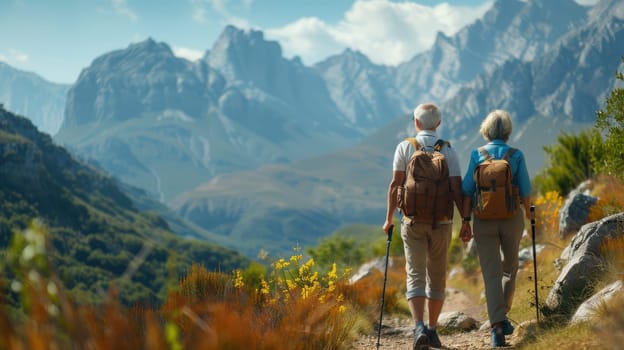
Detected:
[{"left": 0, "top": 105, "right": 250, "bottom": 305}]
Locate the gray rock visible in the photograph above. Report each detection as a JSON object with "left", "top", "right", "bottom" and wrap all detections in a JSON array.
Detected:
[
  {"left": 349, "top": 257, "right": 395, "bottom": 284},
  {"left": 559, "top": 189, "right": 598, "bottom": 239},
  {"left": 543, "top": 212, "right": 624, "bottom": 321},
  {"left": 571, "top": 280, "right": 623, "bottom": 324},
  {"left": 518, "top": 244, "right": 545, "bottom": 266},
  {"left": 438, "top": 311, "right": 478, "bottom": 331}
]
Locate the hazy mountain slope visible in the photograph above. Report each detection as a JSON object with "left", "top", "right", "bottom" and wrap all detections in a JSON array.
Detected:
[
  {"left": 0, "top": 62, "right": 69, "bottom": 135},
  {"left": 0, "top": 106, "right": 249, "bottom": 305},
  {"left": 171, "top": 142, "right": 391, "bottom": 257},
  {"left": 118, "top": 181, "right": 243, "bottom": 251}
]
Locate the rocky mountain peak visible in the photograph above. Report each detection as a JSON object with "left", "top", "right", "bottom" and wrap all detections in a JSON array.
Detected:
[
  {"left": 520, "top": 0, "right": 586, "bottom": 31},
  {"left": 206, "top": 25, "right": 284, "bottom": 82},
  {"left": 88, "top": 37, "right": 179, "bottom": 74},
  {"left": 340, "top": 48, "right": 372, "bottom": 63},
  {"left": 128, "top": 37, "right": 173, "bottom": 55},
  {"left": 482, "top": 0, "right": 524, "bottom": 27},
  {"left": 314, "top": 48, "right": 374, "bottom": 73},
  {"left": 61, "top": 37, "right": 203, "bottom": 128},
  {"left": 589, "top": 0, "right": 624, "bottom": 21}
]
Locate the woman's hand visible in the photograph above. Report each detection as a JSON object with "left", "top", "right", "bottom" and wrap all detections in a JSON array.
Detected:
[{"left": 460, "top": 222, "right": 473, "bottom": 243}]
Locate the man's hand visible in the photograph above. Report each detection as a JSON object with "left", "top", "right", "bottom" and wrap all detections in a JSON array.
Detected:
[{"left": 382, "top": 220, "right": 394, "bottom": 235}]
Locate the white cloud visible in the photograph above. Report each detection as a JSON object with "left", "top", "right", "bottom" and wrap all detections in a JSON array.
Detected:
[
  {"left": 191, "top": 0, "right": 207, "bottom": 23},
  {"left": 112, "top": 0, "right": 138, "bottom": 22},
  {"left": 265, "top": 0, "right": 493, "bottom": 66},
  {"left": 574, "top": 0, "right": 600, "bottom": 5},
  {"left": 173, "top": 46, "right": 204, "bottom": 61},
  {"left": 2, "top": 48, "right": 29, "bottom": 63},
  {"left": 265, "top": 18, "right": 344, "bottom": 64},
  {"left": 191, "top": 0, "right": 251, "bottom": 28}
]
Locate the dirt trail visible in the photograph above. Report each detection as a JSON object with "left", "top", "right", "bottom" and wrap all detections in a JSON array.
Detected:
[{"left": 351, "top": 289, "right": 518, "bottom": 349}]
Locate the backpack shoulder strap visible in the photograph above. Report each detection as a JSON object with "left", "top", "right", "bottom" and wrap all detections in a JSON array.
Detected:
[
  {"left": 502, "top": 147, "right": 517, "bottom": 161},
  {"left": 404, "top": 137, "right": 420, "bottom": 151},
  {"left": 478, "top": 147, "right": 492, "bottom": 162},
  {"left": 434, "top": 139, "right": 450, "bottom": 152}
]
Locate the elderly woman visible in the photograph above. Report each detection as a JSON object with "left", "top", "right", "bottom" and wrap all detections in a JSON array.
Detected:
[{"left": 459, "top": 110, "right": 531, "bottom": 347}]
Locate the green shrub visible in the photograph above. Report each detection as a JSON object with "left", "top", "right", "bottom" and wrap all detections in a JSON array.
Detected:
[
  {"left": 593, "top": 59, "right": 624, "bottom": 180},
  {"left": 533, "top": 130, "right": 600, "bottom": 196}
]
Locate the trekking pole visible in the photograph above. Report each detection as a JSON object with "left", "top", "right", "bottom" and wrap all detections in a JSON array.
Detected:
[
  {"left": 530, "top": 205, "right": 540, "bottom": 323},
  {"left": 376, "top": 224, "right": 394, "bottom": 349}
]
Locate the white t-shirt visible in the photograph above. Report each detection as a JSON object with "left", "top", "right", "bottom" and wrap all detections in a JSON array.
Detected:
[{"left": 392, "top": 130, "right": 461, "bottom": 177}]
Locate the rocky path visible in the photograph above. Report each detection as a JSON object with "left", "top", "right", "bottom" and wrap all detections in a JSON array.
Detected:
[
  {"left": 351, "top": 327, "right": 516, "bottom": 350},
  {"left": 351, "top": 289, "right": 518, "bottom": 349}
]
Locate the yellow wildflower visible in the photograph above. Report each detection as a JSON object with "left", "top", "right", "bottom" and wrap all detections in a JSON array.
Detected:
[
  {"left": 233, "top": 270, "right": 244, "bottom": 289},
  {"left": 260, "top": 278, "right": 270, "bottom": 295},
  {"left": 273, "top": 258, "right": 290, "bottom": 270},
  {"left": 290, "top": 254, "right": 303, "bottom": 265}
]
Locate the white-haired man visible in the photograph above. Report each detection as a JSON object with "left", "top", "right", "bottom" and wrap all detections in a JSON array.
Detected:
[{"left": 383, "top": 103, "right": 465, "bottom": 349}]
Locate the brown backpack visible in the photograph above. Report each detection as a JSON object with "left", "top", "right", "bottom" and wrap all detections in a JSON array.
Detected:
[
  {"left": 472, "top": 147, "right": 519, "bottom": 220},
  {"left": 397, "top": 138, "right": 453, "bottom": 228}
]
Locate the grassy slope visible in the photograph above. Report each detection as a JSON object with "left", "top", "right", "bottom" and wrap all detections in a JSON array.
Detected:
[{"left": 0, "top": 107, "right": 250, "bottom": 305}]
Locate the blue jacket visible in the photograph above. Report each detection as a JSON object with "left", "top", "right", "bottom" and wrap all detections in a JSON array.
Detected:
[{"left": 461, "top": 139, "right": 531, "bottom": 198}]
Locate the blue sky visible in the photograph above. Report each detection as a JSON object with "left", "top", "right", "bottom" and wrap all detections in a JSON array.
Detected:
[{"left": 0, "top": 0, "right": 599, "bottom": 84}]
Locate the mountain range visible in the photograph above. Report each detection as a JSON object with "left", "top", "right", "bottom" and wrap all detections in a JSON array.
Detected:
[{"left": 1, "top": 0, "right": 623, "bottom": 258}]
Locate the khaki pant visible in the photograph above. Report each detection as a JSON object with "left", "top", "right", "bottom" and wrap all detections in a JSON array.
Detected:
[
  {"left": 473, "top": 211, "right": 525, "bottom": 324},
  {"left": 401, "top": 219, "right": 452, "bottom": 300}
]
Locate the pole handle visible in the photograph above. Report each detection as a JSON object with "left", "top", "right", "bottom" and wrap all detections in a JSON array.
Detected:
[{"left": 386, "top": 224, "right": 394, "bottom": 242}]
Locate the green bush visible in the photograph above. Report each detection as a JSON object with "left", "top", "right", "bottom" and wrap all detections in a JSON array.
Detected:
[
  {"left": 593, "top": 59, "right": 624, "bottom": 180},
  {"left": 533, "top": 130, "right": 601, "bottom": 196}
]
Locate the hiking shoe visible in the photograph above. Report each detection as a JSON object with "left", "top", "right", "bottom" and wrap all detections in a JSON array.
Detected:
[
  {"left": 413, "top": 323, "right": 429, "bottom": 350},
  {"left": 426, "top": 327, "right": 442, "bottom": 348},
  {"left": 491, "top": 325, "right": 505, "bottom": 347},
  {"left": 502, "top": 319, "right": 514, "bottom": 335}
]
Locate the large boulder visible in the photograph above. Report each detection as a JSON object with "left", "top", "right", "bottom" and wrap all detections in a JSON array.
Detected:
[
  {"left": 558, "top": 189, "right": 598, "bottom": 239},
  {"left": 570, "top": 280, "right": 623, "bottom": 324},
  {"left": 543, "top": 212, "right": 624, "bottom": 321}
]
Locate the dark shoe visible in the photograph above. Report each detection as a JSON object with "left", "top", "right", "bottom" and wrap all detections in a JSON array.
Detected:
[
  {"left": 426, "top": 327, "right": 442, "bottom": 348},
  {"left": 501, "top": 319, "right": 514, "bottom": 335},
  {"left": 491, "top": 325, "right": 505, "bottom": 347},
  {"left": 413, "top": 323, "right": 429, "bottom": 350}
]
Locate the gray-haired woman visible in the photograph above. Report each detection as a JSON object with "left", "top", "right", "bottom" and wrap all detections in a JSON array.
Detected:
[{"left": 459, "top": 110, "right": 532, "bottom": 347}]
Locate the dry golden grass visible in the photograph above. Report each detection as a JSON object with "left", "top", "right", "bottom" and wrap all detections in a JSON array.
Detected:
[
  {"left": 517, "top": 322, "right": 601, "bottom": 350},
  {"left": 598, "top": 235, "right": 624, "bottom": 287},
  {"left": 588, "top": 175, "right": 624, "bottom": 222},
  {"left": 508, "top": 245, "right": 562, "bottom": 324},
  {"left": 594, "top": 286, "right": 624, "bottom": 349}
]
